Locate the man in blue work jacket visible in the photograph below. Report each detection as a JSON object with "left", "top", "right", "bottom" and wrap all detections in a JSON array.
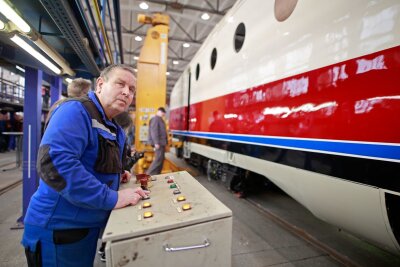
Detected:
[{"left": 21, "top": 64, "right": 149, "bottom": 266}]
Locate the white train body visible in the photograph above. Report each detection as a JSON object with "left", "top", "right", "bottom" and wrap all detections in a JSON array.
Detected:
[{"left": 169, "top": 0, "right": 400, "bottom": 254}]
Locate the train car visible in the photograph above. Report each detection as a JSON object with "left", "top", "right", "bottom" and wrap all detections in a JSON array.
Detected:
[{"left": 169, "top": 0, "right": 400, "bottom": 254}]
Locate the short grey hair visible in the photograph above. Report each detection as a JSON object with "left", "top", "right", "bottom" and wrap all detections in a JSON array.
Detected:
[{"left": 100, "top": 64, "right": 136, "bottom": 81}]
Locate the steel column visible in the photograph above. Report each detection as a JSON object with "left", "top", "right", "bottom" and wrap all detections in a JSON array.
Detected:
[
  {"left": 20, "top": 67, "right": 42, "bottom": 224},
  {"left": 50, "top": 76, "right": 62, "bottom": 106}
]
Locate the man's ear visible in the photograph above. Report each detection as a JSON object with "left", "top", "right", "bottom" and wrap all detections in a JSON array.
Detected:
[{"left": 96, "top": 77, "right": 103, "bottom": 93}]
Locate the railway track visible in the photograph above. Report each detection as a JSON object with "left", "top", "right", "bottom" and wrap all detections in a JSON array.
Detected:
[
  {"left": 0, "top": 179, "right": 22, "bottom": 196},
  {"left": 246, "top": 198, "right": 361, "bottom": 267}
]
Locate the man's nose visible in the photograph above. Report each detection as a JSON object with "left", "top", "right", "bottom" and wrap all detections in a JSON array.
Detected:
[{"left": 121, "top": 85, "right": 130, "bottom": 96}]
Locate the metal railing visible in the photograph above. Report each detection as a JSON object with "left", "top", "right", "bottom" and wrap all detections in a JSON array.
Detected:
[
  {"left": 0, "top": 78, "right": 24, "bottom": 105},
  {"left": 0, "top": 78, "right": 51, "bottom": 109}
]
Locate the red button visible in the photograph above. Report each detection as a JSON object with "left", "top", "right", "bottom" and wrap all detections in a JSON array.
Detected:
[{"left": 167, "top": 179, "right": 174, "bottom": 183}]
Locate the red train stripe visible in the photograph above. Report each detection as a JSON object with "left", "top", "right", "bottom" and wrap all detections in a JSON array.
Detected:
[{"left": 170, "top": 45, "right": 400, "bottom": 144}]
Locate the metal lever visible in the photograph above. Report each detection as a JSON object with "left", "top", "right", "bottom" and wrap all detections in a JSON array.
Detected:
[{"left": 164, "top": 239, "right": 210, "bottom": 252}]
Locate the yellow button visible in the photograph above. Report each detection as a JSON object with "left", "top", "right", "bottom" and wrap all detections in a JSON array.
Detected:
[
  {"left": 143, "top": 202, "right": 151, "bottom": 208},
  {"left": 182, "top": 203, "right": 191, "bottom": 210},
  {"left": 177, "top": 196, "right": 186, "bottom": 202},
  {"left": 143, "top": 211, "right": 153, "bottom": 218}
]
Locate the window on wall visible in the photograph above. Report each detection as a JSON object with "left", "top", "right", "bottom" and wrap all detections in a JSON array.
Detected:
[
  {"left": 210, "top": 48, "right": 217, "bottom": 70},
  {"left": 274, "top": 0, "right": 298, "bottom": 22},
  {"left": 196, "top": 63, "right": 200, "bottom": 80},
  {"left": 234, "top": 23, "right": 246, "bottom": 53}
]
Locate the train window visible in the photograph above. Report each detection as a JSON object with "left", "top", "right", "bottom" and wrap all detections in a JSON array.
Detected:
[
  {"left": 210, "top": 48, "right": 217, "bottom": 70},
  {"left": 234, "top": 23, "right": 245, "bottom": 53},
  {"left": 196, "top": 63, "right": 200, "bottom": 80},
  {"left": 274, "top": 0, "right": 298, "bottom": 22}
]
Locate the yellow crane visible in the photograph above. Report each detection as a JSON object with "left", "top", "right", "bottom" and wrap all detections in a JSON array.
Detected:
[{"left": 134, "top": 13, "right": 179, "bottom": 174}]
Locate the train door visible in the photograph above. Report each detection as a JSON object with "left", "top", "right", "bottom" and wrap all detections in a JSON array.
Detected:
[
  {"left": 185, "top": 70, "right": 191, "bottom": 131},
  {"left": 182, "top": 69, "right": 191, "bottom": 158}
]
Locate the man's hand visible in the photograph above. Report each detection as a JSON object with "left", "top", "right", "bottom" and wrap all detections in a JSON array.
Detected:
[
  {"left": 133, "top": 187, "right": 150, "bottom": 198},
  {"left": 114, "top": 188, "right": 141, "bottom": 209},
  {"left": 121, "top": 170, "right": 131, "bottom": 183}
]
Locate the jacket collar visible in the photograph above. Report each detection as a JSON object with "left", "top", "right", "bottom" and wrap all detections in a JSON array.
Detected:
[{"left": 88, "top": 91, "right": 117, "bottom": 130}]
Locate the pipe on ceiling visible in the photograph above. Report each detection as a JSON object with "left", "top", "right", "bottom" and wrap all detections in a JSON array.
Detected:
[
  {"left": 92, "top": 0, "right": 114, "bottom": 64},
  {"left": 39, "top": 0, "right": 100, "bottom": 76},
  {"left": 73, "top": 0, "right": 105, "bottom": 68},
  {"left": 113, "top": 0, "right": 124, "bottom": 63}
]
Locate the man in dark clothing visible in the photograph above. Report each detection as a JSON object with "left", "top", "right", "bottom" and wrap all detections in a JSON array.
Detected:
[{"left": 146, "top": 107, "right": 167, "bottom": 175}]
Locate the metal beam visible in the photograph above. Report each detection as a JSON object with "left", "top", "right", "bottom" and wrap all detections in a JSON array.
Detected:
[
  {"left": 119, "top": 4, "right": 217, "bottom": 26},
  {"left": 39, "top": 0, "right": 100, "bottom": 75},
  {"left": 124, "top": 51, "right": 190, "bottom": 63},
  {"left": 118, "top": 31, "right": 202, "bottom": 46},
  {"left": 144, "top": 0, "right": 226, "bottom": 16}
]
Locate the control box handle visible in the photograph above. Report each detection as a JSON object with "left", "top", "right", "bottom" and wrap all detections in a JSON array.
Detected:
[{"left": 164, "top": 239, "right": 210, "bottom": 252}]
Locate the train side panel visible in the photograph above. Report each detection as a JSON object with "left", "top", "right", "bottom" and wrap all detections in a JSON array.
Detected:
[{"left": 169, "top": 0, "right": 400, "bottom": 254}]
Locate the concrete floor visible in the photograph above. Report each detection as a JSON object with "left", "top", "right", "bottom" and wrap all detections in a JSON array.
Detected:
[{"left": 1, "top": 151, "right": 400, "bottom": 266}]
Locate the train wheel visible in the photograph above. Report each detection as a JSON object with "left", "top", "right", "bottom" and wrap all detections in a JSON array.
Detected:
[{"left": 207, "top": 159, "right": 220, "bottom": 181}]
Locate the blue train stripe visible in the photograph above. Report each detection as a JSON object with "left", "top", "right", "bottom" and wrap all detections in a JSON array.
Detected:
[{"left": 171, "top": 130, "right": 400, "bottom": 162}]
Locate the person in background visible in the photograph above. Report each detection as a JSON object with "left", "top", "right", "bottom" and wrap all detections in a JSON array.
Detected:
[
  {"left": 21, "top": 64, "right": 149, "bottom": 266},
  {"left": 0, "top": 110, "right": 9, "bottom": 152},
  {"left": 67, "top": 77, "right": 92, "bottom": 97},
  {"left": 44, "top": 78, "right": 92, "bottom": 128},
  {"left": 146, "top": 107, "right": 168, "bottom": 175},
  {"left": 41, "top": 86, "right": 50, "bottom": 109}
]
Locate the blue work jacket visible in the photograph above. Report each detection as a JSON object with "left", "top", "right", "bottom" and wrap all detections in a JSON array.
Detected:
[{"left": 24, "top": 91, "right": 125, "bottom": 229}]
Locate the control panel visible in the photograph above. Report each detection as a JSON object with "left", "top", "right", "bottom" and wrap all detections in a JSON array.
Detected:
[{"left": 103, "top": 171, "right": 232, "bottom": 267}]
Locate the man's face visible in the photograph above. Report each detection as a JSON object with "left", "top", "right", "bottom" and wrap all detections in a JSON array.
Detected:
[
  {"left": 96, "top": 68, "right": 136, "bottom": 119},
  {"left": 158, "top": 110, "right": 166, "bottom": 117}
]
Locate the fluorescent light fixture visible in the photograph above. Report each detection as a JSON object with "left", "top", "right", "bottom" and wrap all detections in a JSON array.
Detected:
[
  {"left": 166, "top": 72, "right": 170, "bottom": 76},
  {"left": 139, "top": 2, "right": 149, "bottom": 10},
  {"left": 65, "top": 78, "right": 72, "bottom": 83},
  {"left": 201, "top": 13, "right": 210, "bottom": 20},
  {"left": 16, "top": 65, "right": 25, "bottom": 72},
  {"left": 172, "top": 60, "right": 179, "bottom": 65},
  {"left": 134, "top": 56, "right": 139, "bottom": 60},
  {"left": 0, "top": 0, "right": 31, "bottom": 33},
  {"left": 135, "top": 36, "right": 142, "bottom": 41},
  {"left": 10, "top": 35, "right": 61, "bottom": 74},
  {"left": 0, "top": 19, "right": 5, "bottom": 30},
  {"left": 34, "top": 38, "right": 75, "bottom": 76},
  {"left": 134, "top": 68, "right": 138, "bottom": 72},
  {"left": 183, "top": 43, "right": 190, "bottom": 48}
]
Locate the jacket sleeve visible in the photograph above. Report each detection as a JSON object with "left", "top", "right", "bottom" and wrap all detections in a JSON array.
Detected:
[{"left": 38, "top": 101, "right": 118, "bottom": 210}]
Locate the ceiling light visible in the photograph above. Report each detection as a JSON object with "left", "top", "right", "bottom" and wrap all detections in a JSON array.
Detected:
[
  {"left": 65, "top": 78, "right": 72, "bottom": 83},
  {"left": 33, "top": 37, "right": 74, "bottom": 76},
  {"left": 172, "top": 60, "right": 179, "bottom": 65},
  {"left": 134, "top": 56, "right": 139, "bottom": 60},
  {"left": 134, "top": 68, "right": 138, "bottom": 72},
  {"left": 182, "top": 43, "right": 190, "bottom": 48},
  {"left": 135, "top": 36, "right": 142, "bottom": 42},
  {"left": 16, "top": 65, "right": 25, "bottom": 72},
  {"left": 0, "top": 19, "right": 5, "bottom": 30},
  {"left": 0, "top": 0, "right": 31, "bottom": 33},
  {"left": 139, "top": 2, "right": 149, "bottom": 10},
  {"left": 201, "top": 13, "right": 210, "bottom": 20},
  {"left": 10, "top": 35, "right": 61, "bottom": 74},
  {"left": 166, "top": 72, "right": 170, "bottom": 76}
]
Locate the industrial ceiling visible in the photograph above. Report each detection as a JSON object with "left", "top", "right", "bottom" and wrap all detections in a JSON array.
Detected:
[{"left": 0, "top": 0, "right": 237, "bottom": 102}]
